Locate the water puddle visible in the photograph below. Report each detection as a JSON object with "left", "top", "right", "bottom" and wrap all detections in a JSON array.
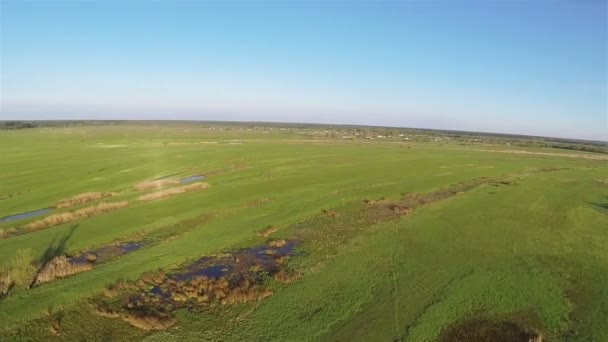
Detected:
[
  {"left": 180, "top": 175, "right": 206, "bottom": 184},
  {"left": 0, "top": 208, "right": 52, "bottom": 224},
  {"left": 149, "top": 240, "right": 298, "bottom": 298},
  {"left": 71, "top": 241, "right": 147, "bottom": 265}
]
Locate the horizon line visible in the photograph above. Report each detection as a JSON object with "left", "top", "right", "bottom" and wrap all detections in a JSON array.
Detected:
[{"left": 2, "top": 118, "right": 606, "bottom": 144}]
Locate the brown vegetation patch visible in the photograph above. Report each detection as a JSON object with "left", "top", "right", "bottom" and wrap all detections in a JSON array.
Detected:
[
  {"left": 322, "top": 209, "right": 340, "bottom": 218},
  {"left": 390, "top": 204, "right": 413, "bottom": 215},
  {"left": 274, "top": 270, "right": 302, "bottom": 284},
  {"left": 0, "top": 227, "right": 17, "bottom": 239},
  {"left": 33, "top": 256, "right": 93, "bottom": 286},
  {"left": 268, "top": 239, "right": 287, "bottom": 248},
  {"left": 92, "top": 302, "right": 121, "bottom": 318},
  {"left": 156, "top": 275, "right": 273, "bottom": 306},
  {"left": 363, "top": 197, "right": 389, "bottom": 206},
  {"left": 438, "top": 318, "right": 543, "bottom": 342},
  {"left": 103, "top": 280, "right": 138, "bottom": 298},
  {"left": 137, "top": 183, "right": 209, "bottom": 202},
  {"left": 55, "top": 192, "right": 116, "bottom": 208},
  {"left": 134, "top": 179, "right": 179, "bottom": 191},
  {"left": 256, "top": 225, "right": 278, "bottom": 237},
  {"left": 93, "top": 241, "right": 297, "bottom": 330},
  {"left": 24, "top": 201, "right": 129, "bottom": 232},
  {"left": 122, "top": 309, "right": 177, "bottom": 330}
]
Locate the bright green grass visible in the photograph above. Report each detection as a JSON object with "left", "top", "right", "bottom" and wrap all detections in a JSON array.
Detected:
[{"left": 0, "top": 124, "right": 606, "bottom": 341}]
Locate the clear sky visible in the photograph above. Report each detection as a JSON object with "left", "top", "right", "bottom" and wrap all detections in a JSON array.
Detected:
[{"left": 1, "top": 1, "right": 606, "bottom": 140}]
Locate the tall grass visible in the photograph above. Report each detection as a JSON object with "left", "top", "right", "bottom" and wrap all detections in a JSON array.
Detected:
[
  {"left": 10, "top": 249, "right": 37, "bottom": 288},
  {"left": 0, "top": 249, "right": 37, "bottom": 297},
  {"left": 55, "top": 192, "right": 115, "bottom": 208},
  {"left": 0, "top": 270, "right": 13, "bottom": 298},
  {"left": 24, "top": 201, "right": 129, "bottom": 232},
  {"left": 137, "top": 183, "right": 209, "bottom": 202}
]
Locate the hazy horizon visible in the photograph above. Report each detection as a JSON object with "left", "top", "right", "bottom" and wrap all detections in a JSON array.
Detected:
[{"left": 1, "top": 1, "right": 606, "bottom": 141}]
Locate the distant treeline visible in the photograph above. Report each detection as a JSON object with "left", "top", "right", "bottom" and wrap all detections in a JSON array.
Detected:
[
  {"left": 0, "top": 121, "right": 42, "bottom": 130},
  {"left": 0, "top": 121, "right": 94, "bottom": 130},
  {"left": 539, "top": 142, "right": 608, "bottom": 154}
]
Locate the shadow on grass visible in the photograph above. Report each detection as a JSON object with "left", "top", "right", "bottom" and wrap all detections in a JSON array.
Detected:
[
  {"left": 38, "top": 224, "right": 78, "bottom": 266},
  {"left": 590, "top": 196, "right": 608, "bottom": 213},
  {"left": 28, "top": 225, "right": 78, "bottom": 288}
]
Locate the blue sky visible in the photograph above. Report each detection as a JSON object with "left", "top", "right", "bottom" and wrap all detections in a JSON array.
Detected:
[{"left": 1, "top": 1, "right": 606, "bottom": 140}]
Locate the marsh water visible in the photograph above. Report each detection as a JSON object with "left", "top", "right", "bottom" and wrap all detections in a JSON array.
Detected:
[{"left": 0, "top": 208, "right": 52, "bottom": 224}]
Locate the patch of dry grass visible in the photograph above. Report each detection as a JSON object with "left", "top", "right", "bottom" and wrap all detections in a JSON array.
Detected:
[
  {"left": 256, "top": 225, "right": 278, "bottom": 237},
  {"left": 268, "top": 239, "right": 287, "bottom": 248},
  {"left": 274, "top": 270, "right": 302, "bottom": 284},
  {"left": 137, "top": 183, "right": 209, "bottom": 202},
  {"left": 122, "top": 310, "right": 177, "bottom": 330},
  {"left": 24, "top": 201, "right": 129, "bottom": 232},
  {"left": 0, "top": 227, "right": 17, "bottom": 239},
  {"left": 134, "top": 179, "right": 180, "bottom": 191},
  {"left": 33, "top": 256, "right": 93, "bottom": 285},
  {"left": 55, "top": 192, "right": 116, "bottom": 208}
]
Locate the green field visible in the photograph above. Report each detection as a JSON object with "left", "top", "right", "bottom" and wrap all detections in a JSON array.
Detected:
[{"left": 0, "top": 123, "right": 607, "bottom": 341}]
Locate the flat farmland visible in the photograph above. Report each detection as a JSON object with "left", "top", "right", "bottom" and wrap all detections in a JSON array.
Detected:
[{"left": 0, "top": 123, "right": 606, "bottom": 341}]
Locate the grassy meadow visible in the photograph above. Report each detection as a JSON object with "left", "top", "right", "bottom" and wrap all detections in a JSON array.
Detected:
[{"left": 0, "top": 123, "right": 607, "bottom": 341}]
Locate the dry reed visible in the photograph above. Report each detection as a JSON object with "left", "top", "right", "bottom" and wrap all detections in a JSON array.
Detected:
[
  {"left": 268, "top": 239, "right": 287, "bottom": 248},
  {"left": 33, "top": 256, "right": 93, "bottom": 285},
  {"left": 24, "top": 201, "right": 129, "bottom": 231},
  {"left": 55, "top": 192, "right": 115, "bottom": 208},
  {"left": 134, "top": 179, "right": 180, "bottom": 191},
  {"left": 137, "top": 183, "right": 209, "bottom": 202},
  {"left": 122, "top": 310, "right": 177, "bottom": 330},
  {"left": 255, "top": 226, "right": 278, "bottom": 237},
  {"left": 0, "top": 270, "right": 13, "bottom": 298}
]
